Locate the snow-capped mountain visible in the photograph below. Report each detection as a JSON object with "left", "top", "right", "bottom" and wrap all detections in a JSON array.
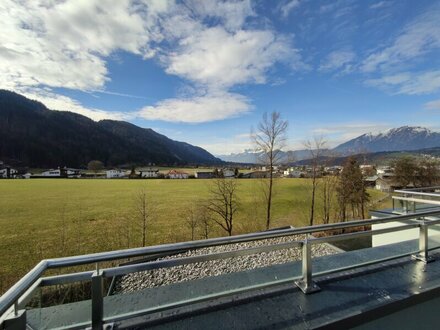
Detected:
[
  {"left": 217, "top": 149, "right": 330, "bottom": 164},
  {"left": 333, "top": 126, "right": 440, "bottom": 154},
  {"left": 218, "top": 126, "right": 440, "bottom": 163}
]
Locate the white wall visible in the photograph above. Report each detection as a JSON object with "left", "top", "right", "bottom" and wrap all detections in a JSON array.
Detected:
[{"left": 372, "top": 217, "right": 440, "bottom": 247}]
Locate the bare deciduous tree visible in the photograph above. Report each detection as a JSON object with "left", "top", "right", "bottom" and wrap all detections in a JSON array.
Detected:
[
  {"left": 252, "top": 111, "right": 288, "bottom": 230},
  {"left": 183, "top": 206, "right": 198, "bottom": 241},
  {"left": 134, "top": 188, "right": 151, "bottom": 247},
  {"left": 321, "top": 173, "right": 338, "bottom": 224},
  {"left": 199, "top": 206, "right": 212, "bottom": 239},
  {"left": 304, "top": 136, "right": 326, "bottom": 226},
  {"left": 183, "top": 204, "right": 212, "bottom": 240},
  {"left": 207, "top": 178, "right": 239, "bottom": 236}
]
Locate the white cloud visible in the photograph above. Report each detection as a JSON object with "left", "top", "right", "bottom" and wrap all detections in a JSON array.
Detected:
[
  {"left": 370, "top": 1, "right": 388, "bottom": 10},
  {"left": 319, "top": 50, "right": 356, "bottom": 72},
  {"left": 0, "top": 0, "right": 167, "bottom": 91},
  {"left": 17, "top": 87, "right": 132, "bottom": 121},
  {"left": 278, "top": 0, "right": 301, "bottom": 18},
  {"left": 361, "top": 3, "right": 440, "bottom": 73},
  {"left": 199, "top": 133, "right": 254, "bottom": 155},
  {"left": 0, "top": 0, "right": 302, "bottom": 123},
  {"left": 187, "top": 0, "right": 254, "bottom": 32},
  {"left": 425, "top": 99, "right": 440, "bottom": 111},
  {"left": 138, "top": 92, "right": 251, "bottom": 123},
  {"left": 366, "top": 70, "right": 440, "bottom": 95},
  {"left": 165, "top": 27, "right": 295, "bottom": 90}
]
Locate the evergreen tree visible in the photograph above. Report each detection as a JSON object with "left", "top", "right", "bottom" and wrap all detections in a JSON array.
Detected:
[{"left": 336, "top": 157, "right": 370, "bottom": 221}]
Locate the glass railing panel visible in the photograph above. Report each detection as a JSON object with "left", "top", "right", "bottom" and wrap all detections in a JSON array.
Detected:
[
  {"left": 102, "top": 237, "right": 306, "bottom": 322},
  {"left": 310, "top": 224, "right": 419, "bottom": 277},
  {"left": 428, "top": 223, "right": 440, "bottom": 251},
  {"left": 25, "top": 281, "right": 93, "bottom": 329}
]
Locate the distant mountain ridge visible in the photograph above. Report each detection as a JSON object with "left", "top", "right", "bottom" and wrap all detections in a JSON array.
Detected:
[
  {"left": 218, "top": 126, "right": 440, "bottom": 164},
  {"left": 218, "top": 149, "right": 331, "bottom": 164},
  {"left": 0, "top": 90, "right": 221, "bottom": 167},
  {"left": 294, "top": 146, "right": 440, "bottom": 167},
  {"left": 333, "top": 126, "right": 440, "bottom": 154}
]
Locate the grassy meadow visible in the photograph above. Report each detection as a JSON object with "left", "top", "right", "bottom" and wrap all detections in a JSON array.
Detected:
[{"left": 0, "top": 178, "right": 389, "bottom": 293}]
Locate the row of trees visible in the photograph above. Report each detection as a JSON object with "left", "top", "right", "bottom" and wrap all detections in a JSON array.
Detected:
[
  {"left": 133, "top": 178, "right": 239, "bottom": 246},
  {"left": 251, "top": 112, "right": 371, "bottom": 230},
  {"left": 133, "top": 111, "right": 438, "bottom": 244}
]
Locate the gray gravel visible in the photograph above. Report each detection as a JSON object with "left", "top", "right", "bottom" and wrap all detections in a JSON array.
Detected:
[{"left": 114, "top": 235, "right": 338, "bottom": 294}]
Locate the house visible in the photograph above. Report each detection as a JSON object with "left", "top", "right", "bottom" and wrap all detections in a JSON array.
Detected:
[
  {"left": 242, "top": 171, "right": 270, "bottom": 178},
  {"left": 325, "top": 166, "right": 343, "bottom": 175},
  {"left": 0, "top": 166, "right": 18, "bottom": 178},
  {"left": 41, "top": 167, "right": 81, "bottom": 178},
  {"left": 62, "top": 168, "right": 81, "bottom": 178},
  {"left": 106, "top": 169, "right": 127, "bottom": 179},
  {"left": 139, "top": 168, "right": 159, "bottom": 178},
  {"left": 222, "top": 169, "right": 236, "bottom": 178},
  {"left": 21, "top": 173, "right": 32, "bottom": 179},
  {"left": 377, "top": 166, "right": 393, "bottom": 176},
  {"left": 41, "top": 169, "right": 62, "bottom": 177},
  {"left": 283, "top": 167, "right": 304, "bottom": 178},
  {"left": 167, "top": 170, "right": 189, "bottom": 179},
  {"left": 375, "top": 177, "right": 397, "bottom": 192},
  {"left": 360, "top": 165, "right": 376, "bottom": 176},
  {"left": 364, "top": 175, "right": 379, "bottom": 188},
  {"left": 195, "top": 171, "right": 214, "bottom": 179}
]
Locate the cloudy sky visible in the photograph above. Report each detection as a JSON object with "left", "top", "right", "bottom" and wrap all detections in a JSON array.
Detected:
[{"left": 1, "top": 0, "right": 440, "bottom": 154}]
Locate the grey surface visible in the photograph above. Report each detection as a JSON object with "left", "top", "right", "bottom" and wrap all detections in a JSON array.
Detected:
[
  {"left": 353, "top": 295, "right": 440, "bottom": 330},
  {"left": 142, "top": 253, "right": 440, "bottom": 330}
]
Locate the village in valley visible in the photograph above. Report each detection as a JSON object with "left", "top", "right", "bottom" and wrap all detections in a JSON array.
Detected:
[{"left": 2, "top": 158, "right": 439, "bottom": 193}]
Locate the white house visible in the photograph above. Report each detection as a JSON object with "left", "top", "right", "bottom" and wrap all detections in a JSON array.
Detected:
[
  {"left": 140, "top": 168, "right": 159, "bottom": 178},
  {"left": 286, "top": 170, "right": 303, "bottom": 178},
  {"left": 0, "top": 167, "right": 18, "bottom": 178},
  {"left": 377, "top": 166, "right": 393, "bottom": 176},
  {"left": 106, "top": 169, "right": 127, "bottom": 179},
  {"left": 223, "top": 169, "right": 236, "bottom": 178},
  {"left": 41, "top": 169, "right": 62, "bottom": 177},
  {"left": 63, "top": 168, "right": 81, "bottom": 178},
  {"left": 22, "top": 173, "right": 32, "bottom": 179},
  {"left": 167, "top": 170, "right": 189, "bottom": 179},
  {"left": 41, "top": 167, "right": 81, "bottom": 178}
]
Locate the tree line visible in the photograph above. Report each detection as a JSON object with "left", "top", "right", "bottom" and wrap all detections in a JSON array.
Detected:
[{"left": 132, "top": 112, "right": 439, "bottom": 243}]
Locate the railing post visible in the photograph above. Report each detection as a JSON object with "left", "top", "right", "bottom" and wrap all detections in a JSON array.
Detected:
[
  {"left": 91, "top": 270, "right": 104, "bottom": 330},
  {"left": 412, "top": 220, "right": 434, "bottom": 263},
  {"left": 1, "top": 303, "right": 26, "bottom": 330},
  {"left": 295, "top": 237, "right": 320, "bottom": 294}
]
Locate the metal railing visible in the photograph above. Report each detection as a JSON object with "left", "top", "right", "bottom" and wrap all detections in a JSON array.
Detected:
[
  {"left": 2, "top": 209, "right": 440, "bottom": 329},
  {"left": 392, "top": 187, "right": 440, "bottom": 213}
]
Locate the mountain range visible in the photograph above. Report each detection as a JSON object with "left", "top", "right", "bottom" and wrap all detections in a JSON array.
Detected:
[
  {"left": 0, "top": 90, "right": 220, "bottom": 168},
  {"left": 218, "top": 126, "right": 440, "bottom": 164},
  {"left": 333, "top": 126, "right": 440, "bottom": 154},
  {"left": 218, "top": 149, "right": 331, "bottom": 164},
  {"left": 2, "top": 90, "right": 439, "bottom": 168}
]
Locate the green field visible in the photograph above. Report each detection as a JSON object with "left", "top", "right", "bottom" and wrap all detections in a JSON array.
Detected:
[{"left": 0, "top": 178, "right": 388, "bottom": 293}]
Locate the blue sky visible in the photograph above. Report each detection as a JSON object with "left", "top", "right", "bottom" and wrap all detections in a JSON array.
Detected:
[{"left": 1, "top": 0, "right": 440, "bottom": 154}]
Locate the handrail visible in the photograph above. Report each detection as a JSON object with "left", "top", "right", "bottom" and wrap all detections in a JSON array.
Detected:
[
  {"left": 393, "top": 196, "right": 440, "bottom": 206},
  {"left": 2, "top": 209, "right": 440, "bottom": 320},
  {"left": 394, "top": 190, "right": 440, "bottom": 198},
  {"left": 395, "top": 186, "right": 440, "bottom": 193}
]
